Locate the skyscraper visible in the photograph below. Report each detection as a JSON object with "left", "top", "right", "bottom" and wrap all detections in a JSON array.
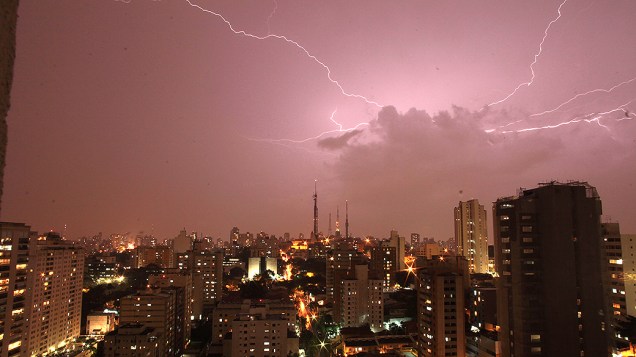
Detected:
[
  {"left": 370, "top": 245, "right": 397, "bottom": 290},
  {"left": 0, "top": 222, "right": 33, "bottom": 357},
  {"left": 601, "top": 222, "right": 627, "bottom": 344},
  {"left": 335, "top": 206, "right": 341, "bottom": 239},
  {"left": 621, "top": 232, "right": 636, "bottom": 316},
  {"left": 389, "top": 230, "right": 406, "bottom": 271},
  {"left": 494, "top": 182, "right": 611, "bottom": 356},
  {"left": 26, "top": 232, "right": 84, "bottom": 356},
  {"left": 148, "top": 270, "right": 193, "bottom": 344},
  {"left": 312, "top": 180, "right": 319, "bottom": 240},
  {"left": 345, "top": 200, "right": 350, "bottom": 239},
  {"left": 191, "top": 248, "right": 224, "bottom": 312},
  {"left": 454, "top": 199, "right": 489, "bottom": 274},
  {"left": 416, "top": 256, "right": 469, "bottom": 357},
  {"left": 339, "top": 265, "right": 384, "bottom": 332}
]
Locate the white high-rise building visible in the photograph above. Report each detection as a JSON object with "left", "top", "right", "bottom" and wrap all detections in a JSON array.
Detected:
[
  {"left": 26, "top": 232, "right": 84, "bottom": 356},
  {"left": 454, "top": 199, "right": 489, "bottom": 274},
  {"left": 340, "top": 265, "right": 384, "bottom": 332},
  {"left": 0, "top": 222, "right": 34, "bottom": 357}
]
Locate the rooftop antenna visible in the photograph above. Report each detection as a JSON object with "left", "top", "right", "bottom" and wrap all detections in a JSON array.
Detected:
[
  {"left": 312, "top": 180, "right": 318, "bottom": 240},
  {"left": 345, "top": 200, "right": 349, "bottom": 239}
]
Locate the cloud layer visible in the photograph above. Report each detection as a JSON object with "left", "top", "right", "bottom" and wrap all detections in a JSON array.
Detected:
[{"left": 324, "top": 105, "right": 636, "bottom": 240}]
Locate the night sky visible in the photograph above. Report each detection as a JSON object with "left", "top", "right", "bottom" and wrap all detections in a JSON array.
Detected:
[{"left": 3, "top": 0, "right": 636, "bottom": 241}]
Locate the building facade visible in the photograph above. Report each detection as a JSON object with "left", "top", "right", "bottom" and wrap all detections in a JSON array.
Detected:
[
  {"left": 0, "top": 222, "right": 33, "bottom": 357},
  {"left": 494, "top": 182, "right": 611, "bottom": 356},
  {"left": 223, "top": 308, "right": 299, "bottom": 357},
  {"left": 416, "top": 256, "right": 468, "bottom": 357},
  {"left": 339, "top": 265, "right": 384, "bottom": 332},
  {"left": 26, "top": 233, "right": 83, "bottom": 356},
  {"left": 119, "top": 289, "right": 178, "bottom": 357},
  {"left": 454, "top": 199, "right": 489, "bottom": 274},
  {"left": 103, "top": 323, "right": 160, "bottom": 357},
  {"left": 622, "top": 233, "right": 636, "bottom": 317},
  {"left": 601, "top": 222, "right": 628, "bottom": 344}
]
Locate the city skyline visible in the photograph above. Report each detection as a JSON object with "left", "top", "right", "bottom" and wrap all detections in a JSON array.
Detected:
[{"left": 2, "top": 1, "right": 636, "bottom": 240}]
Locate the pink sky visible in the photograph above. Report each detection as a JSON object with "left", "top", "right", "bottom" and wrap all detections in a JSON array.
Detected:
[{"left": 3, "top": 0, "right": 636, "bottom": 240}]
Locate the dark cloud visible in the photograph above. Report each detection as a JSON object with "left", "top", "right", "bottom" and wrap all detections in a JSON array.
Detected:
[
  {"left": 317, "top": 129, "right": 363, "bottom": 150},
  {"left": 326, "top": 106, "right": 636, "bottom": 239}
]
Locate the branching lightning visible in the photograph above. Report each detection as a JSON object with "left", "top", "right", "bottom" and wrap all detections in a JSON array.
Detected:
[
  {"left": 488, "top": 99, "right": 635, "bottom": 135},
  {"left": 487, "top": 0, "right": 568, "bottom": 107},
  {"left": 530, "top": 76, "right": 636, "bottom": 117},
  {"left": 266, "top": 0, "right": 278, "bottom": 35},
  {"left": 184, "top": 0, "right": 382, "bottom": 108},
  {"left": 248, "top": 109, "right": 369, "bottom": 144},
  {"left": 126, "top": 0, "right": 632, "bottom": 147}
]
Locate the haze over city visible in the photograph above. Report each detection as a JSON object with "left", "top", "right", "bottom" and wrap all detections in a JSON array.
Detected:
[{"left": 3, "top": 0, "right": 636, "bottom": 240}]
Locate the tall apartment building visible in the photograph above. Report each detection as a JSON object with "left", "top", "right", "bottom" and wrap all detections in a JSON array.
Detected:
[
  {"left": 26, "top": 232, "right": 84, "bottom": 356},
  {"left": 370, "top": 246, "right": 396, "bottom": 291},
  {"left": 454, "top": 199, "right": 489, "bottom": 274},
  {"left": 339, "top": 265, "right": 384, "bottom": 332},
  {"left": 389, "top": 230, "right": 406, "bottom": 270},
  {"left": 622, "top": 233, "right": 636, "bottom": 316},
  {"left": 494, "top": 182, "right": 611, "bottom": 356},
  {"left": 601, "top": 222, "right": 627, "bottom": 343},
  {"left": 416, "top": 256, "right": 469, "bottom": 357},
  {"left": 222, "top": 305, "right": 299, "bottom": 357},
  {"left": 148, "top": 270, "right": 193, "bottom": 345},
  {"left": 410, "top": 233, "right": 421, "bottom": 247},
  {"left": 0, "top": 222, "right": 33, "bottom": 357},
  {"left": 326, "top": 249, "right": 367, "bottom": 303},
  {"left": 191, "top": 248, "right": 224, "bottom": 311},
  {"left": 119, "top": 289, "right": 178, "bottom": 357}
]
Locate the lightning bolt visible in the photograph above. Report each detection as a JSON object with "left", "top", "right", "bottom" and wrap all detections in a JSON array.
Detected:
[
  {"left": 248, "top": 109, "right": 369, "bottom": 144},
  {"left": 530, "top": 76, "right": 636, "bottom": 117},
  {"left": 491, "top": 99, "right": 635, "bottom": 134},
  {"left": 184, "top": 0, "right": 382, "bottom": 108},
  {"left": 488, "top": 0, "right": 568, "bottom": 107},
  {"left": 266, "top": 0, "right": 278, "bottom": 35}
]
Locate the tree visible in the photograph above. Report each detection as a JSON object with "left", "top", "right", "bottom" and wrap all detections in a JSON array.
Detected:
[
  {"left": 239, "top": 280, "right": 267, "bottom": 299},
  {"left": 229, "top": 266, "right": 245, "bottom": 279}
]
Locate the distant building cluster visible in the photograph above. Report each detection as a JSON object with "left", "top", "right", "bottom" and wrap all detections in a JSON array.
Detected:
[{"left": 2, "top": 180, "right": 636, "bottom": 356}]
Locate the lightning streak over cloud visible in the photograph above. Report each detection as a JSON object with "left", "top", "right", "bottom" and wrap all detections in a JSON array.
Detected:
[
  {"left": 184, "top": 0, "right": 382, "bottom": 108},
  {"left": 497, "top": 99, "right": 635, "bottom": 134},
  {"left": 249, "top": 109, "right": 369, "bottom": 144},
  {"left": 530, "top": 76, "right": 636, "bottom": 117},
  {"left": 488, "top": 0, "right": 568, "bottom": 107}
]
